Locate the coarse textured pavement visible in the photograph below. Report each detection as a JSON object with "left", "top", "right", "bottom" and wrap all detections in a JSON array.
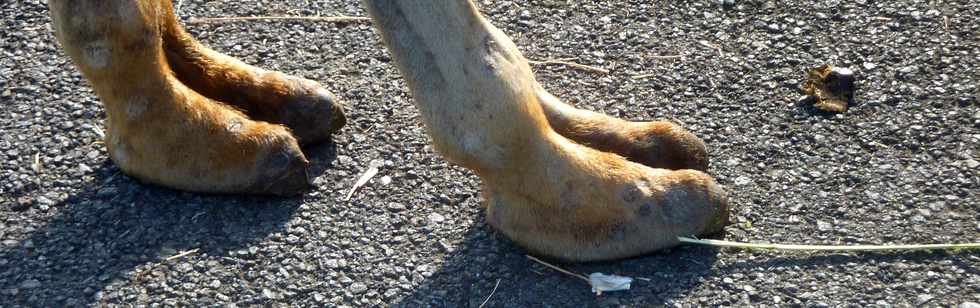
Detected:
[{"left": 1, "top": 0, "right": 978, "bottom": 307}]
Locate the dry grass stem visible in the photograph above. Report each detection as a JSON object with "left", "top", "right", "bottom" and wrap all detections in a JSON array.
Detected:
[
  {"left": 478, "top": 279, "right": 502, "bottom": 308},
  {"left": 165, "top": 248, "right": 200, "bottom": 261},
  {"left": 679, "top": 237, "right": 980, "bottom": 251},
  {"left": 187, "top": 16, "right": 371, "bottom": 25},
  {"left": 525, "top": 255, "right": 589, "bottom": 282},
  {"left": 528, "top": 59, "right": 610, "bottom": 74}
]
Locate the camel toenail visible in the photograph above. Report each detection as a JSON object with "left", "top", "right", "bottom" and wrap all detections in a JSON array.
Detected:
[{"left": 252, "top": 146, "right": 311, "bottom": 196}]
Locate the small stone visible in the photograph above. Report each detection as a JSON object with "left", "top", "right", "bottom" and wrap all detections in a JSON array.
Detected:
[
  {"left": 96, "top": 187, "right": 118, "bottom": 198},
  {"left": 964, "top": 159, "right": 979, "bottom": 169},
  {"left": 915, "top": 294, "right": 934, "bottom": 305},
  {"left": 387, "top": 203, "right": 406, "bottom": 212},
  {"left": 816, "top": 220, "right": 832, "bottom": 231},
  {"left": 12, "top": 197, "right": 32, "bottom": 211},
  {"left": 599, "top": 297, "right": 622, "bottom": 307},
  {"left": 262, "top": 288, "right": 278, "bottom": 299},
  {"left": 380, "top": 176, "right": 392, "bottom": 185},
  {"left": 734, "top": 176, "right": 752, "bottom": 186},
  {"left": 175, "top": 263, "right": 193, "bottom": 273},
  {"left": 863, "top": 62, "right": 877, "bottom": 70},
  {"left": 349, "top": 282, "right": 369, "bottom": 294},
  {"left": 35, "top": 196, "right": 55, "bottom": 206},
  {"left": 428, "top": 213, "right": 445, "bottom": 224},
  {"left": 722, "top": 277, "right": 734, "bottom": 284},
  {"left": 959, "top": 302, "right": 980, "bottom": 308},
  {"left": 314, "top": 293, "right": 326, "bottom": 302},
  {"left": 20, "top": 279, "right": 41, "bottom": 289}
]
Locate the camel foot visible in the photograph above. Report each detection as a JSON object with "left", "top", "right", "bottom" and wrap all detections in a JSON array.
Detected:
[
  {"left": 49, "top": 0, "right": 311, "bottom": 195},
  {"left": 365, "top": 0, "right": 729, "bottom": 261}
]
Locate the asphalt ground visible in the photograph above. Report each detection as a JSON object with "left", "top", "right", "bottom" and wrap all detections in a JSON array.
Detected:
[{"left": 0, "top": 0, "right": 978, "bottom": 306}]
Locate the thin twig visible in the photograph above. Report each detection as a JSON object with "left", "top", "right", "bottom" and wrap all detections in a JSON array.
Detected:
[
  {"left": 525, "top": 255, "right": 589, "bottom": 282},
  {"left": 631, "top": 74, "right": 655, "bottom": 80},
  {"left": 478, "top": 279, "right": 502, "bottom": 308},
  {"left": 165, "top": 248, "right": 200, "bottom": 261},
  {"left": 943, "top": 16, "right": 950, "bottom": 34},
  {"left": 678, "top": 237, "right": 980, "bottom": 252},
  {"left": 696, "top": 41, "right": 723, "bottom": 56},
  {"left": 528, "top": 59, "right": 610, "bottom": 74},
  {"left": 187, "top": 16, "right": 372, "bottom": 25},
  {"left": 134, "top": 248, "right": 201, "bottom": 282}
]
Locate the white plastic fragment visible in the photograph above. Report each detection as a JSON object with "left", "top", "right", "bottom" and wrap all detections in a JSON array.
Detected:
[
  {"left": 589, "top": 273, "right": 633, "bottom": 295},
  {"left": 345, "top": 159, "right": 383, "bottom": 201}
]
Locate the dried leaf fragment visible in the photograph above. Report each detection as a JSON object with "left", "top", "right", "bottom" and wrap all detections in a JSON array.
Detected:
[{"left": 802, "top": 64, "right": 856, "bottom": 112}]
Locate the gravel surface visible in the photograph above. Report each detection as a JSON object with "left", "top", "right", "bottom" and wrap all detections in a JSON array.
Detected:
[{"left": 1, "top": 0, "right": 978, "bottom": 306}]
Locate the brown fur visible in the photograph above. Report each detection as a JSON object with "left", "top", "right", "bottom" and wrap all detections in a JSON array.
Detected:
[
  {"left": 48, "top": 0, "right": 324, "bottom": 195},
  {"left": 364, "top": 0, "right": 729, "bottom": 261}
]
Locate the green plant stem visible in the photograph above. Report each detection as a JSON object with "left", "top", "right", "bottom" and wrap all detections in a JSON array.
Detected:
[{"left": 678, "top": 237, "right": 980, "bottom": 252}]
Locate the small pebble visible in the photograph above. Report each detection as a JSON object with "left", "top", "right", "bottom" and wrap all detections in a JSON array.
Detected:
[
  {"left": 349, "top": 282, "right": 369, "bottom": 294},
  {"left": 428, "top": 213, "right": 446, "bottom": 224},
  {"left": 20, "top": 279, "right": 41, "bottom": 289}
]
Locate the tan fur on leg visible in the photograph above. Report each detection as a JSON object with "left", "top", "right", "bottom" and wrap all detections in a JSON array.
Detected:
[
  {"left": 364, "top": 0, "right": 729, "bottom": 261},
  {"left": 49, "top": 0, "right": 310, "bottom": 195}
]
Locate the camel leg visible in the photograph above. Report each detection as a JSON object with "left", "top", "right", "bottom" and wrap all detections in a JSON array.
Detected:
[
  {"left": 49, "top": 0, "right": 310, "bottom": 195},
  {"left": 158, "top": 0, "right": 346, "bottom": 145},
  {"left": 364, "top": 0, "right": 729, "bottom": 261}
]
